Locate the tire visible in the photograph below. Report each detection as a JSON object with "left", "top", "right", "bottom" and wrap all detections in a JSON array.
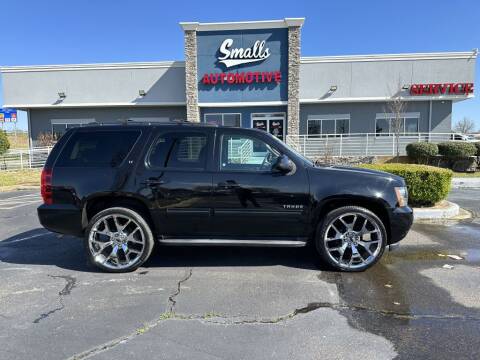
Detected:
[
  {"left": 85, "top": 207, "right": 154, "bottom": 273},
  {"left": 315, "top": 206, "right": 387, "bottom": 272}
]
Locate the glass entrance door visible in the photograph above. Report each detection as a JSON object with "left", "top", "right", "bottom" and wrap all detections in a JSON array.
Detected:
[{"left": 251, "top": 113, "right": 286, "bottom": 141}]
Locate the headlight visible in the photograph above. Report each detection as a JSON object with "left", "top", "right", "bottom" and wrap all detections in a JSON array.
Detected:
[{"left": 394, "top": 186, "right": 408, "bottom": 207}]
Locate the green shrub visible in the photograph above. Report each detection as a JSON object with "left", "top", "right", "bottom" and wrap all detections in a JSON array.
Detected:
[
  {"left": 406, "top": 142, "right": 438, "bottom": 163},
  {"left": 474, "top": 142, "right": 480, "bottom": 157},
  {"left": 437, "top": 141, "right": 477, "bottom": 158},
  {"left": 0, "top": 131, "right": 10, "bottom": 156},
  {"left": 359, "top": 163, "right": 452, "bottom": 207}
]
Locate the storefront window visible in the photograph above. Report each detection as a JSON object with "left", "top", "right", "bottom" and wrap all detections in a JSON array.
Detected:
[
  {"left": 405, "top": 118, "right": 419, "bottom": 133},
  {"left": 375, "top": 115, "right": 419, "bottom": 135},
  {"left": 307, "top": 116, "right": 350, "bottom": 137},
  {"left": 336, "top": 119, "right": 350, "bottom": 134},
  {"left": 204, "top": 113, "right": 241, "bottom": 127},
  {"left": 251, "top": 113, "right": 285, "bottom": 141},
  {"left": 322, "top": 120, "right": 335, "bottom": 134},
  {"left": 51, "top": 119, "right": 96, "bottom": 139},
  {"left": 307, "top": 120, "right": 321, "bottom": 135},
  {"left": 375, "top": 118, "right": 390, "bottom": 135}
]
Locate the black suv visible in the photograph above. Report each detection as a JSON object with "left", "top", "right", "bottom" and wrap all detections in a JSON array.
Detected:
[{"left": 38, "top": 124, "right": 413, "bottom": 272}]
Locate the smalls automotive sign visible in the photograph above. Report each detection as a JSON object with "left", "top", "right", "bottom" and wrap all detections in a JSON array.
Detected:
[
  {"left": 217, "top": 38, "right": 270, "bottom": 68},
  {"left": 410, "top": 83, "right": 474, "bottom": 96},
  {"left": 201, "top": 38, "right": 281, "bottom": 86},
  {"left": 196, "top": 28, "right": 288, "bottom": 103}
]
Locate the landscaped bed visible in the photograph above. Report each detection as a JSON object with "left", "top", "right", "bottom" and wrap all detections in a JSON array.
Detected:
[{"left": 359, "top": 163, "right": 452, "bottom": 207}]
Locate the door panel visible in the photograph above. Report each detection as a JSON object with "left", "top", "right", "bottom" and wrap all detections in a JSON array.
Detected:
[
  {"left": 211, "top": 130, "right": 310, "bottom": 239},
  {"left": 136, "top": 129, "right": 213, "bottom": 236}
]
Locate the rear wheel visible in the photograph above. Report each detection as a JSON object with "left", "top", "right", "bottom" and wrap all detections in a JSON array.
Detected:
[
  {"left": 85, "top": 207, "right": 154, "bottom": 272},
  {"left": 316, "top": 206, "right": 386, "bottom": 272}
]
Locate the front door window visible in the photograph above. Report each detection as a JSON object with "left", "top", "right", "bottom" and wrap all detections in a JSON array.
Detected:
[
  {"left": 251, "top": 113, "right": 286, "bottom": 141},
  {"left": 221, "top": 134, "right": 279, "bottom": 172}
]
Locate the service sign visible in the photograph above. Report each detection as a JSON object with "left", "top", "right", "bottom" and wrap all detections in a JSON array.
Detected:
[
  {"left": 0, "top": 108, "right": 17, "bottom": 123},
  {"left": 410, "top": 83, "right": 474, "bottom": 96},
  {"left": 196, "top": 28, "right": 288, "bottom": 103}
]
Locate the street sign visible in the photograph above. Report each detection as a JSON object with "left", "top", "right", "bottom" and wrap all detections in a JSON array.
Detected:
[{"left": 0, "top": 109, "right": 17, "bottom": 123}]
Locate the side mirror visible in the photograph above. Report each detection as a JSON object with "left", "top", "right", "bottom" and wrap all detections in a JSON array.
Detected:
[{"left": 273, "top": 154, "right": 294, "bottom": 173}]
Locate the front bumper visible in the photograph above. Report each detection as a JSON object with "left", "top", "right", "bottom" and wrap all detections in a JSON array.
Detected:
[
  {"left": 37, "top": 204, "right": 84, "bottom": 237},
  {"left": 388, "top": 206, "right": 413, "bottom": 244}
]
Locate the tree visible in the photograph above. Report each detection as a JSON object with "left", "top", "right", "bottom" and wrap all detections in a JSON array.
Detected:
[
  {"left": 454, "top": 117, "right": 475, "bottom": 134},
  {"left": 384, "top": 84, "right": 407, "bottom": 162},
  {"left": 0, "top": 130, "right": 10, "bottom": 156}
]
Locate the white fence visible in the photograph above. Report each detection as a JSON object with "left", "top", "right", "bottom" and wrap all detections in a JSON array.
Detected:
[
  {"left": 0, "top": 147, "right": 52, "bottom": 171},
  {"left": 286, "top": 133, "right": 461, "bottom": 158}
]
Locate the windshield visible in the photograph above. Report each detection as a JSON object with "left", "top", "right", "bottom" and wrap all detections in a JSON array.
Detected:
[{"left": 267, "top": 133, "right": 315, "bottom": 166}]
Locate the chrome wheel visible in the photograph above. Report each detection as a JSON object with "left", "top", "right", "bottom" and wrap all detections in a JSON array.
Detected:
[
  {"left": 323, "top": 212, "right": 384, "bottom": 270},
  {"left": 88, "top": 213, "right": 146, "bottom": 271}
]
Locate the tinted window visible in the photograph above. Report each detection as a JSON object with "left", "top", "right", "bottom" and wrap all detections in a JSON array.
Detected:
[
  {"left": 57, "top": 130, "right": 140, "bottom": 167},
  {"left": 307, "top": 120, "right": 321, "bottom": 136},
  {"left": 221, "top": 134, "right": 279, "bottom": 172},
  {"left": 336, "top": 119, "right": 350, "bottom": 134},
  {"left": 405, "top": 118, "right": 419, "bottom": 133},
  {"left": 375, "top": 118, "right": 390, "bottom": 135},
  {"left": 149, "top": 132, "right": 207, "bottom": 169}
]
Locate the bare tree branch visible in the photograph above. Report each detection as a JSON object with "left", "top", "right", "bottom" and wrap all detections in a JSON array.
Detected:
[
  {"left": 453, "top": 117, "right": 475, "bottom": 134},
  {"left": 384, "top": 80, "right": 408, "bottom": 161}
]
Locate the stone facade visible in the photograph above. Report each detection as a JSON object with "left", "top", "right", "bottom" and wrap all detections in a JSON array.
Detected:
[
  {"left": 184, "top": 30, "right": 200, "bottom": 122},
  {"left": 287, "top": 25, "right": 301, "bottom": 136}
]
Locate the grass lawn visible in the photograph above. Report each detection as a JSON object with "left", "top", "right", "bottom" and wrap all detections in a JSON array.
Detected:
[
  {"left": 451, "top": 172, "right": 480, "bottom": 177},
  {"left": 0, "top": 169, "right": 41, "bottom": 190},
  {"left": 6, "top": 132, "right": 29, "bottom": 150}
]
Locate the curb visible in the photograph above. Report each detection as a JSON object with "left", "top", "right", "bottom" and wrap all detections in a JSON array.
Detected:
[
  {"left": 413, "top": 201, "right": 460, "bottom": 220},
  {"left": 452, "top": 178, "right": 480, "bottom": 189}
]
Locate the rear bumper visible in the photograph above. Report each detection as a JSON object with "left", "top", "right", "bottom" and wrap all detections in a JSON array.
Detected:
[
  {"left": 37, "top": 204, "right": 84, "bottom": 237},
  {"left": 388, "top": 206, "right": 413, "bottom": 244}
]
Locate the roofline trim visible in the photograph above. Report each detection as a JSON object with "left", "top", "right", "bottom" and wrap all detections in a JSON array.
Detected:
[
  {"left": 0, "top": 61, "right": 185, "bottom": 73},
  {"left": 180, "top": 18, "right": 305, "bottom": 32},
  {"left": 301, "top": 51, "right": 478, "bottom": 64},
  {"left": 3, "top": 101, "right": 187, "bottom": 109},
  {"left": 300, "top": 94, "right": 475, "bottom": 104},
  {"left": 6, "top": 94, "right": 473, "bottom": 109}
]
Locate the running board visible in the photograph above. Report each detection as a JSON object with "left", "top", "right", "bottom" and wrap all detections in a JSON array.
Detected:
[{"left": 158, "top": 238, "right": 307, "bottom": 247}]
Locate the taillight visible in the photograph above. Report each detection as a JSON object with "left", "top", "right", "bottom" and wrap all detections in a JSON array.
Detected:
[{"left": 41, "top": 168, "right": 53, "bottom": 205}]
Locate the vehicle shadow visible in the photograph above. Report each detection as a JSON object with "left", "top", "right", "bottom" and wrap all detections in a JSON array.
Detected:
[{"left": 0, "top": 229, "right": 326, "bottom": 272}]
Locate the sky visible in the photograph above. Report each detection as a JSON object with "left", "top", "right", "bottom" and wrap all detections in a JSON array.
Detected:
[{"left": 0, "top": 0, "right": 478, "bottom": 131}]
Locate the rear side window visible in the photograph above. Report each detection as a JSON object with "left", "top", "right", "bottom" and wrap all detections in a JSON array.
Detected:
[
  {"left": 56, "top": 130, "right": 140, "bottom": 167},
  {"left": 148, "top": 132, "right": 208, "bottom": 169}
]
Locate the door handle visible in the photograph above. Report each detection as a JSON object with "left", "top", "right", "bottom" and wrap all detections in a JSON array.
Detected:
[
  {"left": 218, "top": 181, "right": 239, "bottom": 189},
  {"left": 143, "top": 179, "right": 166, "bottom": 186}
]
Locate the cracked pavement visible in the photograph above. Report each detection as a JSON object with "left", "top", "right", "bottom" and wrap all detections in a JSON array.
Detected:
[{"left": 0, "top": 189, "right": 479, "bottom": 359}]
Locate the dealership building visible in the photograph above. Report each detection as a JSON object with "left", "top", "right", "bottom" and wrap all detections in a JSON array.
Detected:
[{"left": 0, "top": 18, "right": 476, "bottom": 147}]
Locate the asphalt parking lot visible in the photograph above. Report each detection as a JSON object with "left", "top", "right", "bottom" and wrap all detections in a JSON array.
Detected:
[{"left": 0, "top": 189, "right": 479, "bottom": 360}]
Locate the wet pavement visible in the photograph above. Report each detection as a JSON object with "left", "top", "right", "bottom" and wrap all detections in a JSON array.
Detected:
[{"left": 0, "top": 189, "right": 479, "bottom": 359}]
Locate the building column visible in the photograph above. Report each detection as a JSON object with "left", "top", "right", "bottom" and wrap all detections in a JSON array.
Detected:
[
  {"left": 181, "top": 22, "right": 200, "bottom": 122},
  {"left": 286, "top": 19, "right": 304, "bottom": 136}
]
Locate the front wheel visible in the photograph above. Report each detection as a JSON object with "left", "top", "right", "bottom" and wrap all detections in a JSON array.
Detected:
[
  {"left": 85, "top": 207, "right": 154, "bottom": 272},
  {"left": 315, "top": 206, "right": 387, "bottom": 272}
]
